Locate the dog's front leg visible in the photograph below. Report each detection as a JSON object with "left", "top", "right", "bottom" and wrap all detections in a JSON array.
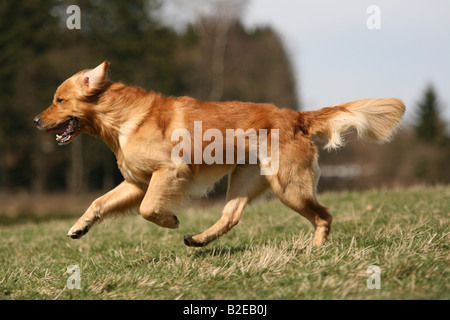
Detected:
[
  {"left": 67, "top": 180, "right": 146, "bottom": 239},
  {"left": 139, "top": 167, "right": 190, "bottom": 229}
]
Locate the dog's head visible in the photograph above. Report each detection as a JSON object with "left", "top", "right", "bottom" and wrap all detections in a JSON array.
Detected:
[{"left": 34, "top": 61, "right": 110, "bottom": 145}]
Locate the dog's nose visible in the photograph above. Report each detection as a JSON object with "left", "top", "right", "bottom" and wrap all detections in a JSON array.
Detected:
[{"left": 33, "top": 116, "right": 41, "bottom": 127}]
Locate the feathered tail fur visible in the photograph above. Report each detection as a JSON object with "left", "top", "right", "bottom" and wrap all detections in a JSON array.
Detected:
[{"left": 300, "top": 98, "right": 406, "bottom": 150}]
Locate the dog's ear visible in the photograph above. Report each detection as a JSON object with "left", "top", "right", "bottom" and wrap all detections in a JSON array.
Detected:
[{"left": 80, "top": 61, "right": 109, "bottom": 96}]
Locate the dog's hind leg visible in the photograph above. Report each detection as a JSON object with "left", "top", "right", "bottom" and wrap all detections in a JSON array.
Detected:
[
  {"left": 184, "top": 164, "right": 269, "bottom": 247},
  {"left": 68, "top": 180, "right": 145, "bottom": 239},
  {"left": 139, "top": 167, "right": 191, "bottom": 229},
  {"left": 266, "top": 150, "right": 332, "bottom": 246}
]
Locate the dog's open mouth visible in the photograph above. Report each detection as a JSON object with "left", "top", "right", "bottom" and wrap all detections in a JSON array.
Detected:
[{"left": 45, "top": 117, "right": 79, "bottom": 145}]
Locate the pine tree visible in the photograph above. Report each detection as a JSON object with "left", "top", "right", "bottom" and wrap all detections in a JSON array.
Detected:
[{"left": 415, "top": 84, "right": 447, "bottom": 144}]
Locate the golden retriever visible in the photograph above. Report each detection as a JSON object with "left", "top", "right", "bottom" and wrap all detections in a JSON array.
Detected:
[{"left": 34, "top": 61, "right": 405, "bottom": 247}]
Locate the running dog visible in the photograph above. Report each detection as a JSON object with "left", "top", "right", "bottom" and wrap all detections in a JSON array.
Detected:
[{"left": 34, "top": 61, "right": 405, "bottom": 247}]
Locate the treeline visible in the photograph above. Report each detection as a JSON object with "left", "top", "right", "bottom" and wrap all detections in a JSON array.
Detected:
[
  {"left": 1, "top": 1, "right": 448, "bottom": 195},
  {"left": 0, "top": 0, "right": 298, "bottom": 194}
]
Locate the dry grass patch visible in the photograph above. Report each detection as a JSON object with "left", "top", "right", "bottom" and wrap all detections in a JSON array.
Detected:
[{"left": 0, "top": 186, "right": 448, "bottom": 299}]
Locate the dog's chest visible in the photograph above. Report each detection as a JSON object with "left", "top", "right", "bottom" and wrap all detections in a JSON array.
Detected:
[
  {"left": 116, "top": 117, "right": 176, "bottom": 184},
  {"left": 118, "top": 159, "right": 146, "bottom": 184},
  {"left": 115, "top": 141, "right": 150, "bottom": 184},
  {"left": 116, "top": 137, "right": 169, "bottom": 185}
]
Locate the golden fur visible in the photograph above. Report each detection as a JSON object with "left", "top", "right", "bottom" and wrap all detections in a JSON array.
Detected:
[{"left": 34, "top": 61, "right": 405, "bottom": 247}]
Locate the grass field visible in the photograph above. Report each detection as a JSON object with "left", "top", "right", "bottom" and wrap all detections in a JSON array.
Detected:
[{"left": 0, "top": 186, "right": 448, "bottom": 300}]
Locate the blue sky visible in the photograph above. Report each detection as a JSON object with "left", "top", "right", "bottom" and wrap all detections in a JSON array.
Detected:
[{"left": 242, "top": 0, "right": 450, "bottom": 123}]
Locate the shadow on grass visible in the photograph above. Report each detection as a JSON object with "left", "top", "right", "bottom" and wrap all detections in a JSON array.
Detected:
[{"left": 124, "top": 245, "right": 250, "bottom": 270}]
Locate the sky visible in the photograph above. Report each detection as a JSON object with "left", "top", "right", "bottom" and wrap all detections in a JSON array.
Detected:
[
  {"left": 241, "top": 0, "right": 450, "bottom": 123},
  {"left": 161, "top": 0, "right": 450, "bottom": 123}
]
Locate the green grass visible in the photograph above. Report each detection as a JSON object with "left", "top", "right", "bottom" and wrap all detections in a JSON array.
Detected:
[{"left": 0, "top": 186, "right": 449, "bottom": 300}]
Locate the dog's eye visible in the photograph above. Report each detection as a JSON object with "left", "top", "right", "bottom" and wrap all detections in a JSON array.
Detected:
[{"left": 56, "top": 98, "right": 64, "bottom": 103}]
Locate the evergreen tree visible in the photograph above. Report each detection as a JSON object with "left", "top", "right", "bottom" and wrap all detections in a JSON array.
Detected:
[{"left": 415, "top": 84, "right": 447, "bottom": 144}]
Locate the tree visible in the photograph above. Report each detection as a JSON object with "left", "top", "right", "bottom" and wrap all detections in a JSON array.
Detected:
[
  {"left": 411, "top": 84, "right": 450, "bottom": 184},
  {"left": 0, "top": 0, "right": 300, "bottom": 194},
  {"left": 176, "top": 22, "right": 299, "bottom": 109},
  {"left": 0, "top": 0, "right": 64, "bottom": 192},
  {"left": 415, "top": 84, "right": 447, "bottom": 145}
]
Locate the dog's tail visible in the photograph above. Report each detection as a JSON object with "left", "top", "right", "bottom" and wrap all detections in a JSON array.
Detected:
[{"left": 300, "top": 98, "right": 406, "bottom": 150}]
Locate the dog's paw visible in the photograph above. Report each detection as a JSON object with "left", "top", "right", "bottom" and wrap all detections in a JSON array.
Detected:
[
  {"left": 67, "top": 224, "right": 90, "bottom": 239},
  {"left": 184, "top": 234, "right": 205, "bottom": 247}
]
